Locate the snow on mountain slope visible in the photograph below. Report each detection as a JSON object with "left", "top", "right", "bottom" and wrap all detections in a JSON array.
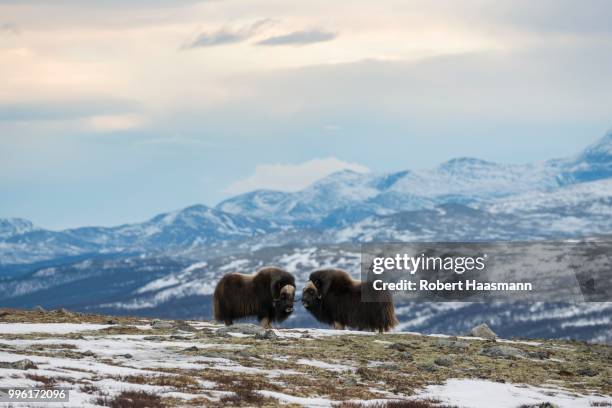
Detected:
[
  {"left": 2, "top": 132, "right": 612, "bottom": 265},
  {"left": 216, "top": 132, "right": 612, "bottom": 224},
  {"left": 0, "top": 205, "right": 278, "bottom": 264},
  {"left": 0, "top": 218, "right": 38, "bottom": 239},
  {"left": 483, "top": 178, "right": 612, "bottom": 215},
  {"left": 217, "top": 169, "right": 380, "bottom": 221}
]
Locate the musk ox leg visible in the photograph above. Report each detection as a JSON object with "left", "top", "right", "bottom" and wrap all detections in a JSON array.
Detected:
[
  {"left": 224, "top": 319, "right": 233, "bottom": 326},
  {"left": 260, "top": 317, "right": 272, "bottom": 329},
  {"left": 333, "top": 321, "right": 345, "bottom": 330}
]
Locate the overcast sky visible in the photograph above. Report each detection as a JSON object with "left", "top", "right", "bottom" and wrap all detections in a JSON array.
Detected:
[{"left": 1, "top": 0, "right": 611, "bottom": 229}]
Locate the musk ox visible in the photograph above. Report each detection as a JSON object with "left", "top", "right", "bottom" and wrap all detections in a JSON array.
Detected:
[
  {"left": 301, "top": 268, "right": 398, "bottom": 333},
  {"left": 213, "top": 267, "right": 296, "bottom": 328}
]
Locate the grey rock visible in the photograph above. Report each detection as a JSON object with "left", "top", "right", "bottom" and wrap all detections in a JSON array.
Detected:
[
  {"left": 183, "top": 346, "right": 199, "bottom": 352},
  {"left": 435, "top": 339, "right": 470, "bottom": 350},
  {"left": 170, "top": 335, "right": 192, "bottom": 340},
  {"left": 528, "top": 350, "right": 551, "bottom": 360},
  {"left": 342, "top": 377, "right": 358, "bottom": 386},
  {"left": 55, "top": 308, "right": 71, "bottom": 315},
  {"left": 387, "top": 342, "right": 411, "bottom": 352},
  {"left": 400, "top": 351, "right": 413, "bottom": 361},
  {"left": 418, "top": 362, "right": 439, "bottom": 372},
  {"left": 174, "top": 321, "right": 197, "bottom": 332},
  {"left": 5, "top": 359, "right": 38, "bottom": 370},
  {"left": 480, "top": 345, "right": 524, "bottom": 359},
  {"left": 151, "top": 320, "right": 174, "bottom": 329},
  {"left": 217, "top": 323, "right": 267, "bottom": 337},
  {"left": 577, "top": 367, "right": 598, "bottom": 377},
  {"left": 142, "top": 336, "right": 166, "bottom": 342},
  {"left": 255, "top": 329, "right": 278, "bottom": 340},
  {"left": 200, "top": 351, "right": 229, "bottom": 359},
  {"left": 434, "top": 356, "right": 453, "bottom": 367},
  {"left": 82, "top": 350, "right": 95, "bottom": 357},
  {"left": 106, "top": 319, "right": 118, "bottom": 325},
  {"left": 376, "top": 362, "right": 400, "bottom": 370},
  {"left": 470, "top": 323, "right": 497, "bottom": 340},
  {"left": 34, "top": 306, "right": 46, "bottom": 313},
  {"left": 121, "top": 354, "right": 133, "bottom": 359},
  {"left": 237, "top": 350, "right": 258, "bottom": 358}
]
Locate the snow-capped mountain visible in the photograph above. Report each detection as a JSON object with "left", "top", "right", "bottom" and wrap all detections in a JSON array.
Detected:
[
  {"left": 217, "top": 133, "right": 612, "bottom": 224},
  {"left": 0, "top": 205, "right": 277, "bottom": 264},
  {"left": 1, "top": 132, "right": 611, "bottom": 264}
]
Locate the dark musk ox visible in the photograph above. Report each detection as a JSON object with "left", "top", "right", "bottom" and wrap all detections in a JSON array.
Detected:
[
  {"left": 213, "top": 267, "right": 296, "bottom": 328},
  {"left": 302, "top": 269, "right": 398, "bottom": 333}
]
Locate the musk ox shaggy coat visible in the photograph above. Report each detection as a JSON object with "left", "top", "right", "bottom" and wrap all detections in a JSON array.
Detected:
[
  {"left": 213, "top": 267, "right": 296, "bottom": 328},
  {"left": 302, "top": 269, "right": 398, "bottom": 333}
]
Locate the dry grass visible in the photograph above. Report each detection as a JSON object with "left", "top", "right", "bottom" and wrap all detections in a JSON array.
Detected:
[
  {"left": 25, "top": 373, "right": 57, "bottom": 386},
  {"left": 96, "top": 390, "right": 165, "bottom": 408},
  {"left": 118, "top": 374, "right": 200, "bottom": 391}
]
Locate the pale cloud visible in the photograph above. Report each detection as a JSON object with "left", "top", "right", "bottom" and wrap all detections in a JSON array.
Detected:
[
  {"left": 224, "top": 157, "right": 370, "bottom": 194},
  {"left": 257, "top": 29, "right": 336, "bottom": 46},
  {"left": 188, "top": 19, "right": 274, "bottom": 48}
]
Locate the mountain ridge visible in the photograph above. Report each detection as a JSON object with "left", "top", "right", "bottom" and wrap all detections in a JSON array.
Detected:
[{"left": 1, "top": 131, "right": 611, "bottom": 264}]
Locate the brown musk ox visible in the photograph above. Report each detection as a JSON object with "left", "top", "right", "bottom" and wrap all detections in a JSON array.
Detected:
[
  {"left": 301, "top": 268, "right": 398, "bottom": 333},
  {"left": 213, "top": 266, "right": 296, "bottom": 328}
]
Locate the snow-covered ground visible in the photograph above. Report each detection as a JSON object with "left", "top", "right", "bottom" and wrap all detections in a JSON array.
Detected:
[{"left": 0, "top": 316, "right": 609, "bottom": 407}]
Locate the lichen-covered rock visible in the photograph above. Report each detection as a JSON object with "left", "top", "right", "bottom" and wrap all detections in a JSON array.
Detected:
[
  {"left": 470, "top": 323, "right": 497, "bottom": 340},
  {"left": 434, "top": 356, "right": 454, "bottom": 367},
  {"left": 435, "top": 338, "right": 469, "bottom": 350},
  {"left": 480, "top": 345, "right": 524, "bottom": 358},
  {"left": 174, "top": 321, "right": 197, "bottom": 332},
  {"left": 217, "top": 323, "right": 267, "bottom": 337},
  {"left": 151, "top": 320, "right": 174, "bottom": 329},
  {"left": 255, "top": 329, "right": 278, "bottom": 340},
  {"left": 1, "top": 359, "right": 38, "bottom": 370}
]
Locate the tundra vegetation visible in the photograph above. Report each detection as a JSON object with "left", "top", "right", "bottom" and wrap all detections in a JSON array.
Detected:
[{"left": 0, "top": 308, "right": 609, "bottom": 407}]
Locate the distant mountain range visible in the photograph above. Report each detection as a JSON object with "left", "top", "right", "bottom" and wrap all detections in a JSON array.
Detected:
[
  {"left": 1, "top": 132, "right": 611, "bottom": 343},
  {"left": 1, "top": 132, "right": 611, "bottom": 264}
]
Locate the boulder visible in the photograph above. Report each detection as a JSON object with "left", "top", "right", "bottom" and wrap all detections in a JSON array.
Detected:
[
  {"left": 151, "top": 320, "right": 174, "bottom": 329},
  {"left": 470, "top": 323, "right": 497, "bottom": 340},
  {"left": 2, "top": 359, "right": 38, "bottom": 370}
]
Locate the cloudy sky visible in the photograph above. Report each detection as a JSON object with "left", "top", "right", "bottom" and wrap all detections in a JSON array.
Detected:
[{"left": 1, "top": 0, "right": 611, "bottom": 229}]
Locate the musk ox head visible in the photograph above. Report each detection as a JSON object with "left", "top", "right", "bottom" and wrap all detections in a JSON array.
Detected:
[
  {"left": 301, "top": 280, "right": 321, "bottom": 310},
  {"left": 271, "top": 278, "right": 296, "bottom": 315}
]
